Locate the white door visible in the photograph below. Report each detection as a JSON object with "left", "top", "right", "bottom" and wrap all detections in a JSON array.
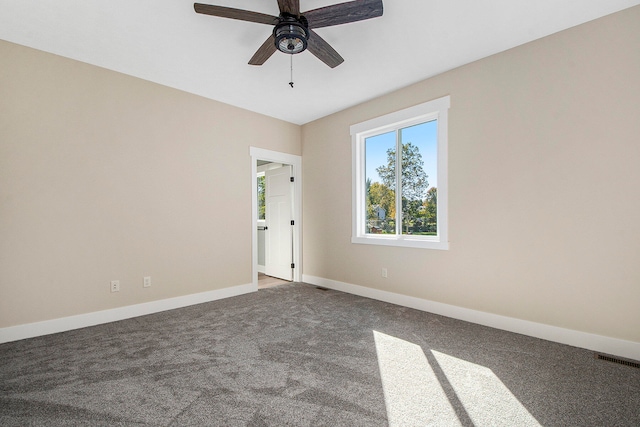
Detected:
[{"left": 265, "top": 165, "right": 293, "bottom": 281}]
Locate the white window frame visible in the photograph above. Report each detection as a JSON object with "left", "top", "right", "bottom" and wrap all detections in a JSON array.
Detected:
[{"left": 350, "top": 95, "right": 450, "bottom": 250}]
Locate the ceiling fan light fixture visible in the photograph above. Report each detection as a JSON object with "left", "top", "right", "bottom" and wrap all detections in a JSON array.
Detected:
[{"left": 274, "top": 21, "right": 308, "bottom": 55}]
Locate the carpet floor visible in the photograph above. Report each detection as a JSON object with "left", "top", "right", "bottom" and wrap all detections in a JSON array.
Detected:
[{"left": 1, "top": 283, "right": 638, "bottom": 426}]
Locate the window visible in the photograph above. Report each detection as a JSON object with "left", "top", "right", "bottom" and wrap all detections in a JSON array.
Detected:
[
  {"left": 257, "top": 173, "right": 265, "bottom": 220},
  {"left": 351, "top": 96, "right": 450, "bottom": 250}
]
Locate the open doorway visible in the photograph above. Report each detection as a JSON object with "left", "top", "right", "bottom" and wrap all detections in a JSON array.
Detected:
[{"left": 250, "top": 147, "right": 302, "bottom": 290}]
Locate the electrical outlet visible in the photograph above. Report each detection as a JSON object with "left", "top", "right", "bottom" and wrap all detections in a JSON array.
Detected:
[
  {"left": 143, "top": 276, "right": 151, "bottom": 288},
  {"left": 381, "top": 268, "right": 388, "bottom": 278},
  {"left": 110, "top": 280, "right": 120, "bottom": 293}
]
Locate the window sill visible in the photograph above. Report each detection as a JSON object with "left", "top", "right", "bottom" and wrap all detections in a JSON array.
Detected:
[{"left": 351, "top": 235, "right": 449, "bottom": 250}]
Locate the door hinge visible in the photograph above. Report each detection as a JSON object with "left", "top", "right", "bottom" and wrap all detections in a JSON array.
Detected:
[
  {"left": 290, "top": 176, "right": 294, "bottom": 182},
  {"left": 291, "top": 263, "right": 295, "bottom": 269},
  {"left": 291, "top": 220, "right": 295, "bottom": 225}
]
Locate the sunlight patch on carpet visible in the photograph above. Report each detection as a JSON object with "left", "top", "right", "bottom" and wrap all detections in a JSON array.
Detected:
[
  {"left": 373, "top": 331, "right": 462, "bottom": 426},
  {"left": 432, "top": 350, "right": 541, "bottom": 426}
]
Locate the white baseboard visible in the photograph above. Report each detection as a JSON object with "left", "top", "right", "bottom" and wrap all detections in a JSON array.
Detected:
[
  {"left": 0, "top": 283, "right": 256, "bottom": 344},
  {"left": 257, "top": 265, "right": 265, "bottom": 274},
  {"left": 302, "top": 274, "right": 640, "bottom": 361}
]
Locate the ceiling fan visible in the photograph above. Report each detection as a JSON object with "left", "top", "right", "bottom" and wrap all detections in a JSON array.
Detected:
[{"left": 194, "top": 0, "right": 384, "bottom": 68}]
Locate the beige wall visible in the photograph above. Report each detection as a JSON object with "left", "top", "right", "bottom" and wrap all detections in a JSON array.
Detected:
[
  {"left": 2, "top": 6, "right": 638, "bottom": 344},
  {"left": 302, "top": 6, "right": 640, "bottom": 343},
  {"left": 0, "top": 40, "right": 301, "bottom": 327}
]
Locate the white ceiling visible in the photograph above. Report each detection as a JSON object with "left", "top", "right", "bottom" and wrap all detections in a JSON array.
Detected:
[{"left": 1, "top": 1, "right": 639, "bottom": 125}]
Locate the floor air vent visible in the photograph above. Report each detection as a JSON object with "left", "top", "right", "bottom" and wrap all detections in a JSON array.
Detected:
[
  {"left": 315, "top": 286, "right": 329, "bottom": 291},
  {"left": 595, "top": 353, "right": 640, "bottom": 369}
]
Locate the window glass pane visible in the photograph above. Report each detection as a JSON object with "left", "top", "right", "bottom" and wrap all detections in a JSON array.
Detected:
[
  {"left": 399, "top": 120, "right": 438, "bottom": 236},
  {"left": 257, "top": 175, "right": 265, "bottom": 220},
  {"left": 365, "top": 131, "right": 396, "bottom": 234}
]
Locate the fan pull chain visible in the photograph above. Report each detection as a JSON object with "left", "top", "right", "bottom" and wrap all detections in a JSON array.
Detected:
[{"left": 289, "top": 54, "right": 294, "bottom": 88}]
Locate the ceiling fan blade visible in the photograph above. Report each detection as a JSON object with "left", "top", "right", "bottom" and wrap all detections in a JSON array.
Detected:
[
  {"left": 194, "top": 3, "right": 279, "bottom": 25},
  {"left": 304, "top": 0, "right": 383, "bottom": 29},
  {"left": 278, "top": 0, "right": 300, "bottom": 16},
  {"left": 249, "top": 35, "right": 277, "bottom": 65},
  {"left": 306, "top": 30, "right": 344, "bottom": 68}
]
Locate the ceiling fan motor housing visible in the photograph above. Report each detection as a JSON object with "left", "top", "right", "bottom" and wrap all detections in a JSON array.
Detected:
[{"left": 274, "top": 15, "right": 309, "bottom": 54}]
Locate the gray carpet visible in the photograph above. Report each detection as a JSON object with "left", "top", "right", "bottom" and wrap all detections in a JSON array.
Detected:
[{"left": 1, "top": 283, "right": 638, "bottom": 426}]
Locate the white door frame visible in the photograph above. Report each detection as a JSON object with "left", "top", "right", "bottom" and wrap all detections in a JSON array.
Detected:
[{"left": 250, "top": 147, "right": 302, "bottom": 289}]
